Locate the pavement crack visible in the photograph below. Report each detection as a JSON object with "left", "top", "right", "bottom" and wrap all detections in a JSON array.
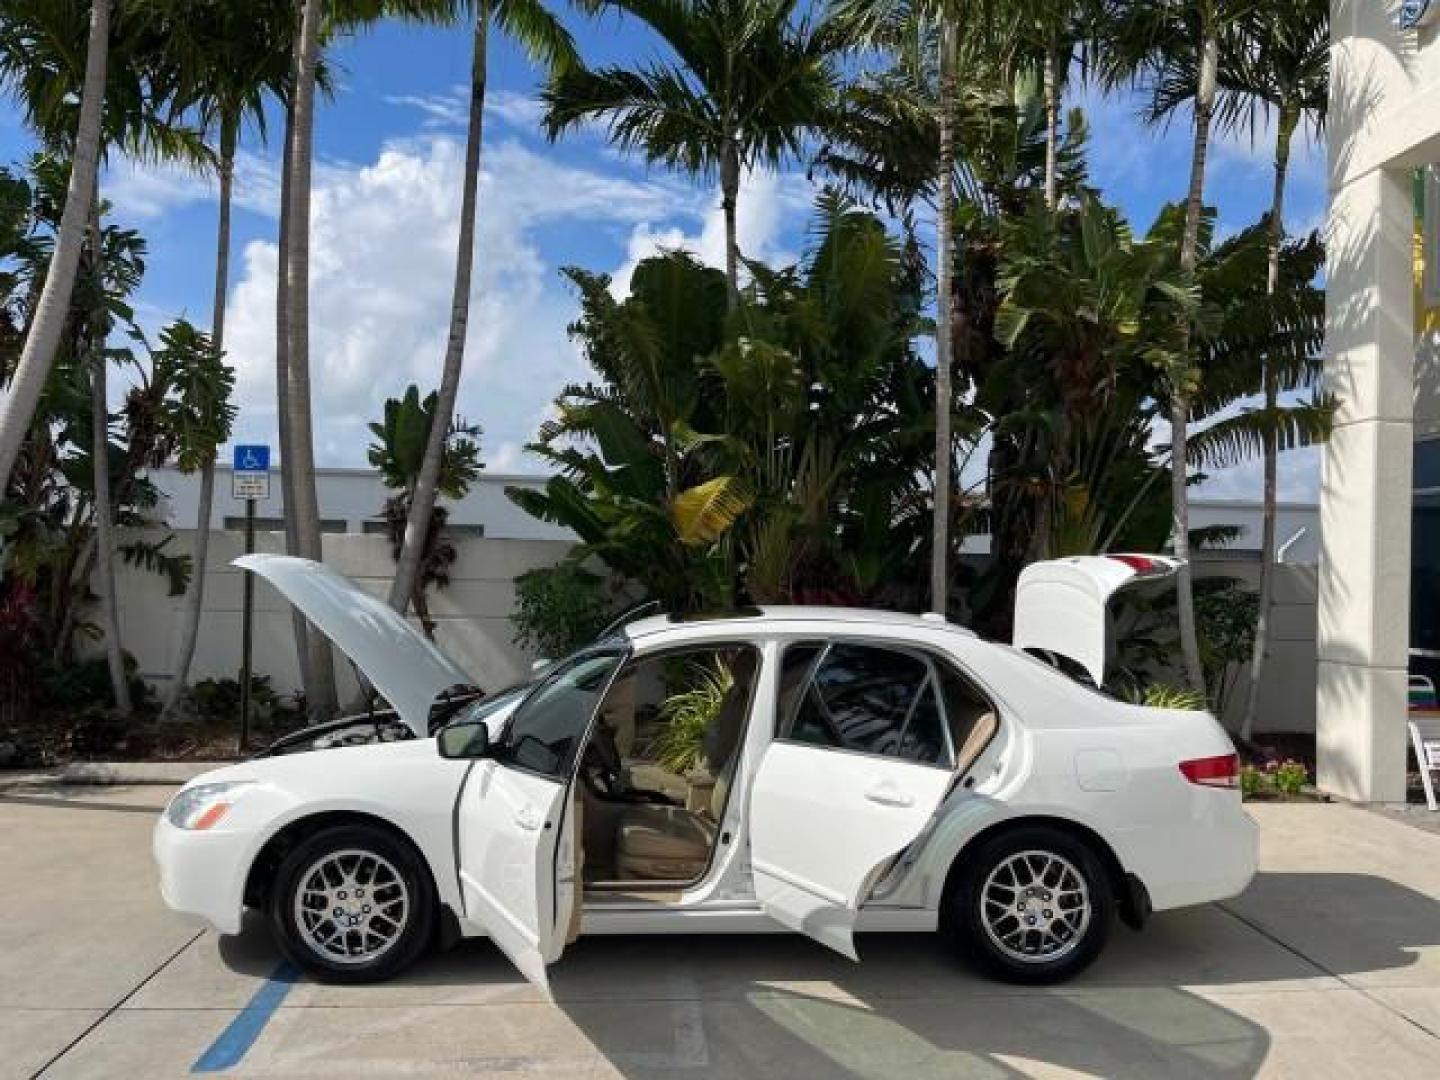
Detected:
[
  {"left": 1217, "top": 901, "right": 1440, "bottom": 1044},
  {"left": 29, "top": 929, "right": 208, "bottom": 1079}
]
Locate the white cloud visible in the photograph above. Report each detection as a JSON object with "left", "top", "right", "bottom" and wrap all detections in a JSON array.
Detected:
[
  {"left": 219, "top": 134, "right": 698, "bottom": 472},
  {"left": 609, "top": 168, "right": 815, "bottom": 296},
  {"left": 103, "top": 149, "right": 281, "bottom": 220},
  {"left": 385, "top": 87, "right": 546, "bottom": 133}
]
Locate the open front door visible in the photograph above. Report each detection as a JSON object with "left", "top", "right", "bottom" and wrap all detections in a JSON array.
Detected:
[
  {"left": 454, "top": 650, "right": 623, "bottom": 989},
  {"left": 749, "top": 642, "right": 959, "bottom": 960}
]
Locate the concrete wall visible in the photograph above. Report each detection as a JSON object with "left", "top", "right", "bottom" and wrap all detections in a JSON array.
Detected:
[
  {"left": 113, "top": 530, "right": 572, "bottom": 700},
  {"left": 1197, "top": 562, "right": 1319, "bottom": 736}
]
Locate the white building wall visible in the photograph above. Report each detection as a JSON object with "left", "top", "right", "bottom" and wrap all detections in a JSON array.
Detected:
[
  {"left": 147, "top": 466, "right": 574, "bottom": 541},
  {"left": 1320, "top": 1, "right": 1440, "bottom": 800},
  {"left": 114, "top": 529, "right": 572, "bottom": 699}
]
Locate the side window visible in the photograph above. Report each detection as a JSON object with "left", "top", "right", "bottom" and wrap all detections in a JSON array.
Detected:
[
  {"left": 496, "top": 651, "right": 624, "bottom": 780},
  {"left": 782, "top": 643, "right": 940, "bottom": 762}
]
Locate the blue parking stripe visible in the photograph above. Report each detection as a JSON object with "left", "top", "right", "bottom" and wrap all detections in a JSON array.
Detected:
[{"left": 191, "top": 961, "right": 300, "bottom": 1073}]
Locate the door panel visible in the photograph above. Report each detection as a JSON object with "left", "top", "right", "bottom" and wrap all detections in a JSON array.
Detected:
[
  {"left": 456, "top": 759, "right": 567, "bottom": 988},
  {"left": 454, "top": 649, "right": 624, "bottom": 989},
  {"left": 749, "top": 740, "right": 953, "bottom": 959}
]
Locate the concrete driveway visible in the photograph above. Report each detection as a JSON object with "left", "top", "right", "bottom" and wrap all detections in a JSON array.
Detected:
[{"left": 2, "top": 786, "right": 1439, "bottom": 1079}]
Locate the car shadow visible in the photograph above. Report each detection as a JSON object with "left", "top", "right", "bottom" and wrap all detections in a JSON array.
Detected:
[{"left": 213, "top": 870, "right": 1440, "bottom": 1078}]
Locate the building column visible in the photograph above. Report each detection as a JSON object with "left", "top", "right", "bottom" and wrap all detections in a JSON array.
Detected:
[{"left": 1317, "top": 166, "right": 1413, "bottom": 803}]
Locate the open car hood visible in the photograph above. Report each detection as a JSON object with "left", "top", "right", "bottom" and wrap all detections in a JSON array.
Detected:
[
  {"left": 235, "top": 554, "right": 476, "bottom": 737},
  {"left": 1012, "top": 554, "right": 1182, "bottom": 686}
]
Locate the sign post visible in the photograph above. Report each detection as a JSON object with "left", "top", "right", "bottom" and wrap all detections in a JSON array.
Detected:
[{"left": 232, "top": 445, "right": 271, "bottom": 751}]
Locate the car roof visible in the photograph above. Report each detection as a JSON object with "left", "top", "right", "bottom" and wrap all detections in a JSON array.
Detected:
[{"left": 620, "top": 606, "right": 979, "bottom": 642}]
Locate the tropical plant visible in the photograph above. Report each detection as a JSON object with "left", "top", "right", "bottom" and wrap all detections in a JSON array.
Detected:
[
  {"left": 150, "top": 321, "right": 236, "bottom": 710},
  {"left": 278, "top": 0, "right": 336, "bottom": 716},
  {"left": 368, "top": 385, "right": 483, "bottom": 637},
  {"left": 1098, "top": 0, "right": 1254, "bottom": 694},
  {"left": 0, "top": 0, "right": 111, "bottom": 494},
  {"left": 387, "top": 0, "right": 582, "bottom": 626},
  {"left": 1220, "top": 0, "right": 1328, "bottom": 742},
  {"left": 650, "top": 659, "right": 734, "bottom": 774},
  {"left": 543, "top": 0, "right": 843, "bottom": 308},
  {"left": 145, "top": 0, "right": 295, "bottom": 711},
  {"left": 510, "top": 193, "right": 944, "bottom": 613}
]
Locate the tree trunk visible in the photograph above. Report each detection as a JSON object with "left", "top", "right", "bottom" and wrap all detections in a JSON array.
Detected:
[
  {"left": 931, "top": 16, "right": 958, "bottom": 615},
  {"left": 1240, "top": 104, "right": 1296, "bottom": 743},
  {"left": 1043, "top": 43, "right": 1060, "bottom": 210},
  {"left": 388, "top": 3, "right": 488, "bottom": 617},
  {"left": 275, "top": 90, "right": 314, "bottom": 701},
  {"left": 283, "top": 0, "right": 336, "bottom": 718},
  {"left": 720, "top": 137, "right": 741, "bottom": 311},
  {"left": 0, "top": 0, "right": 110, "bottom": 491},
  {"left": 1171, "top": 31, "right": 1219, "bottom": 696},
  {"left": 166, "top": 116, "right": 238, "bottom": 713},
  {"left": 89, "top": 224, "right": 131, "bottom": 716}
]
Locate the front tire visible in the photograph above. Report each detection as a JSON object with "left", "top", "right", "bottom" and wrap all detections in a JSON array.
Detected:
[
  {"left": 268, "top": 824, "right": 435, "bottom": 984},
  {"left": 946, "top": 825, "right": 1113, "bottom": 984}
]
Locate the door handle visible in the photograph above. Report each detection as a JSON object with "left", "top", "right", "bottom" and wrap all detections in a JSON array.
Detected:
[
  {"left": 514, "top": 805, "right": 544, "bottom": 831},
  {"left": 864, "top": 782, "right": 914, "bottom": 808}
]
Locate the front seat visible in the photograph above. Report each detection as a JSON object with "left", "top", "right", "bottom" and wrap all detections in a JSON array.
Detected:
[{"left": 614, "top": 654, "right": 754, "bottom": 881}]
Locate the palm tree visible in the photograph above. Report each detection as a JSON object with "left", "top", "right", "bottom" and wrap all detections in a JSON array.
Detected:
[
  {"left": 543, "top": 0, "right": 842, "bottom": 309},
  {"left": 0, "top": 0, "right": 110, "bottom": 493},
  {"left": 279, "top": 0, "right": 339, "bottom": 718},
  {"left": 369, "top": 385, "right": 483, "bottom": 635},
  {"left": 386, "top": 0, "right": 579, "bottom": 621},
  {"left": 1099, "top": 0, "right": 1247, "bottom": 694},
  {"left": 1218, "top": 0, "right": 1327, "bottom": 740},
  {"left": 158, "top": 0, "right": 295, "bottom": 710}
]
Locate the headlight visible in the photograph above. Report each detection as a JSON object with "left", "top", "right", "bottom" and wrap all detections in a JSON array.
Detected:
[{"left": 165, "top": 782, "right": 253, "bottom": 830}]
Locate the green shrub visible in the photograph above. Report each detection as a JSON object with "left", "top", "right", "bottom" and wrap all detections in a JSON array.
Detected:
[
  {"left": 1240, "top": 764, "right": 1264, "bottom": 798},
  {"left": 1269, "top": 758, "right": 1309, "bottom": 796},
  {"left": 511, "top": 563, "right": 619, "bottom": 658}
]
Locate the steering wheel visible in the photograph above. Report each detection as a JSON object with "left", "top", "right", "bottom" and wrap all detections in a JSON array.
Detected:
[{"left": 582, "top": 721, "right": 628, "bottom": 797}]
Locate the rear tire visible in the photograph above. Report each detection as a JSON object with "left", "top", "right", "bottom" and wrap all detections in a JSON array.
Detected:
[
  {"left": 945, "top": 825, "right": 1113, "bottom": 985},
  {"left": 268, "top": 824, "right": 435, "bottom": 984}
]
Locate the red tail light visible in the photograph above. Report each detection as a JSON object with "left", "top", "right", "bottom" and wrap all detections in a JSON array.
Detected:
[{"left": 1179, "top": 753, "right": 1239, "bottom": 789}]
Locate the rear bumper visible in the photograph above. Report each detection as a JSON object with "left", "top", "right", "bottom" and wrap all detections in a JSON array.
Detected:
[
  {"left": 1119, "top": 798, "right": 1258, "bottom": 913},
  {"left": 152, "top": 817, "right": 254, "bottom": 935}
]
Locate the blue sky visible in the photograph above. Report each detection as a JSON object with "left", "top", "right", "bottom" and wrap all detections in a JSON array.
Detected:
[{"left": 0, "top": 12, "right": 1327, "bottom": 500}]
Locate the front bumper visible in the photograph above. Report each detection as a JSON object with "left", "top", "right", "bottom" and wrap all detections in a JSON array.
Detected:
[{"left": 152, "top": 816, "right": 256, "bottom": 935}]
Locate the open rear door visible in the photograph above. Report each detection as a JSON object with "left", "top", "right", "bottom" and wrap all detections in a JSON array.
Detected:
[
  {"left": 1013, "top": 554, "right": 1182, "bottom": 686},
  {"left": 748, "top": 741, "right": 953, "bottom": 960}
]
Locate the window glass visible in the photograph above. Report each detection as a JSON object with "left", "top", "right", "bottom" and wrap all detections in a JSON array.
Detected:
[
  {"left": 776, "top": 643, "right": 824, "bottom": 735},
  {"left": 898, "top": 682, "right": 948, "bottom": 765},
  {"left": 786, "top": 644, "right": 930, "bottom": 758},
  {"left": 497, "top": 651, "right": 623, "bottom": 780}
]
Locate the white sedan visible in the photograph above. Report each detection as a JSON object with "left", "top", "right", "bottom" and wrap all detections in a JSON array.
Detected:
[{"left": 154, "top": 553, "right": 1255, "bottom": 988}]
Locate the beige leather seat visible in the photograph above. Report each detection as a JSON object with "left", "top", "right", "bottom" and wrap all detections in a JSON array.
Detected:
[{"left": 615, "top": 785, "right": 724, "bottom": 881}]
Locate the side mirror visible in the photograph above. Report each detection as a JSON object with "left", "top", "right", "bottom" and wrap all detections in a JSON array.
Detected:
[{"left": 437, "top": 719, "right": 491, "bottom": 760}]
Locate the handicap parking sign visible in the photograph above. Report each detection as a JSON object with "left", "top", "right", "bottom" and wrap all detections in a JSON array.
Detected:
[
  {"left": 232, "top": 444, "right": 271, "bottom": 500},
  {"left": 233, "top": 444, "right": 270, "bottom": 473}
]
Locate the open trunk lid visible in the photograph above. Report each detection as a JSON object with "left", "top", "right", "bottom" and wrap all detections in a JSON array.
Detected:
[
  {"left": 235, "top": 554, "right": 476, "bottom": 736},
  {"left": 1013, "top": 554, "right": 1182, "bottom": 686}
]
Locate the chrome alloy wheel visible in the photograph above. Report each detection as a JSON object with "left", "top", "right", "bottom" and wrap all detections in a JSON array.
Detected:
[
  {"left": 979, "top": 849, "right": 1092, "bottom": 964},
  {"left": 292, "top": 848, "right": 411, "bottom": 965}
]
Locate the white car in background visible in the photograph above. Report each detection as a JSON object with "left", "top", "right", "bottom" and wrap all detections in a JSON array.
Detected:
[{"left": 154, "top": 553, "right": 1255, "bottom": 988}]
